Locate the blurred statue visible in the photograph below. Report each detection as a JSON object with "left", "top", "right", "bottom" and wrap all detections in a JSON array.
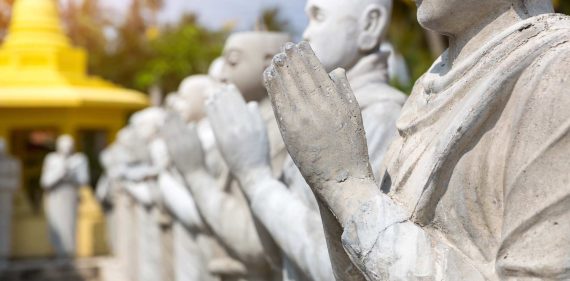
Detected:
[
  {"left": 0, "top": 138, "right": 20, "bottom": 267},
  {"left": 164, "top": 31, "right": 290, "bottom": 281},
  {"left": 41, "top": 135, "right": 89, "bottom": 258},
  {"left": 205, "top": 0, "right": 406, "bottom": 279},
  {"left": 162, "top": 85, "right": 238, "bottom": 281},
  {"left": 123, "top": 107, "right": 170, "bottom": 281},
  {"left": 96, "top": 128, "right": 137, "bottom": 256},
  {"left": 265, "top": 0, "right": 570, "bottom": 279}
]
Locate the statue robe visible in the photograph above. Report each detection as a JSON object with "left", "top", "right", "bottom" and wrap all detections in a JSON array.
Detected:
[
  {"left": 340, "top": 14, "right": 570, "bottom": 280},
  {"left": 41, "top": 152, "right": 89, "bottom": 258}
]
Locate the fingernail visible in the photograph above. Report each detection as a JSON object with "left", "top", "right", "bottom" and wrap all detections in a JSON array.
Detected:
[
  {"left": 273, "top": 53, "right": 287, "bottom": 67},
  {"left": 283, "top": 42, "right": 295, "bottom": 53}
]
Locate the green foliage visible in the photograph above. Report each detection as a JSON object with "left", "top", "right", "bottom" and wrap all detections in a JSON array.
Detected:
[
  {"left": 0, "top": 0, "right": 226, "bottom": 95},
  {"left": 260, "top": 7, "right": 290, "bottom": 32},
  {"left": 133, "top": 15, "right": 226, "bottom": 93},
  {"left": 388, "top": 0, "right": 439, "bottom": 94}
]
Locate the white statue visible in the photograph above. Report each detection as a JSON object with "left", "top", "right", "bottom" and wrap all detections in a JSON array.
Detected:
[
  {"left": 265, "top": 0, "right": 570, "bottom": 280},
  {"left": 162, "top": 85, "right": 238, "bottom": 281},
  {"left": 205, "top": 0, "right": 406, "bottom": 279},
  {"left": 0, "top": 138, "right": 20, "bottom": 267},
  {"left": 164, "top": 31, "right": 290, "bottom": 281},
  {"left": 40, "top": 135, "right": 89, "bottom": 258}
]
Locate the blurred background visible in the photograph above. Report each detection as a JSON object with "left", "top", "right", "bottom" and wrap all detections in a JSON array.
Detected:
[{"left": 0, "top": 0, "right": 566, "bottom": 96}]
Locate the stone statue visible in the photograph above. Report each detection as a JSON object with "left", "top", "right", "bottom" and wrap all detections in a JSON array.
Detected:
[
  {"left": 162, "top": 84, "right": 237, "bottom": 281},
  {"left": 123, "top": 107, "right": 170, "bottom": 281},
  {"left": 0, "top": 138, "right": 20, "bottom": 267},
  {"left": 40, "top": 135, "right": 89, "bottom": 258},
  {"left": 96, "top": 128, "right": 138, "bottom": 256},
  {"left": 265, "top": 0, "right": 570, "bottom": 280},
  {"left": 163, "top": 31, "right": 290, "bottom": 281},
  {"left": 205, "top": 0, "right": 406, "bottom": 279}
]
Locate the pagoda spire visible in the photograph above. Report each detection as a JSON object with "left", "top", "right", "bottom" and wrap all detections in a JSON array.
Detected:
[{"left": 3, "top": 0, "right": 70, "bottom": 49}]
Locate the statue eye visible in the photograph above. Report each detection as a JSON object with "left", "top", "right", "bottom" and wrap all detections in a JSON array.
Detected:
[{"left": 310, "top": 7, "right": 325, "bottom": 22}]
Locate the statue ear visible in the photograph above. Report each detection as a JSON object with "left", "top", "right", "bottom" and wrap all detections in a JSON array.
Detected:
[{"left": 357, "top": 4, "right": 389, "bottom": 52}]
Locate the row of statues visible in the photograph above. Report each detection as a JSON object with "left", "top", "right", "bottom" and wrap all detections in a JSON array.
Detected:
[{"left": 97, "top": 0, "right": 569, "bottom": 280}]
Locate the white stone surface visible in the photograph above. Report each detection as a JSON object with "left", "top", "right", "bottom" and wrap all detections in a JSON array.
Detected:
[
  {"left": 163, "top": 31, "right": 291, "bottom": 281},
  {"left": 265, "top": 1, "right": 570, "bottom": 280},
  {"left": 207, "top": 0, "right": 407, "bottom": 279}
]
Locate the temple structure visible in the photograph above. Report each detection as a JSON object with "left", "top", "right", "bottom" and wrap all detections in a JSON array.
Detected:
[{"left": 0, "top": 0, "right": 148, "bottom": 259}]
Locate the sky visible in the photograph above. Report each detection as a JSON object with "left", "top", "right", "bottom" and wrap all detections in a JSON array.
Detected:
[{"left": 98, "top": 0, "right": 309, "bottom": 37}]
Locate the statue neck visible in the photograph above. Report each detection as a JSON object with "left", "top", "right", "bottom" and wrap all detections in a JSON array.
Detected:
[{"left": 447, "top": 3, "right": 551, "bottom": 68}]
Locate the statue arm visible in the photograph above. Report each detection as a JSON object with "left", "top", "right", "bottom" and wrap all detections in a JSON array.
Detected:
[
  {"left": 240, "top": 169, "right": 335, "bottom": 280},
  {"left": 161, "top": 113, "right": 268, "bottom": 263},
  {"left": 157, "top": 171, "right": 204, "bottom": 230},
  {"left": 184, "top": 168, "right": 267, "bottom": 262},
  {"left": 495, "top": 55, "right": 570, "bottom": 280}
]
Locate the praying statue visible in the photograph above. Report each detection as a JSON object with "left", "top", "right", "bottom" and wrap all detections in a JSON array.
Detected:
[
  {"left": 265, "top": 0, "right": 570, "bottom": 280},
  {"left": 41, "top": 135, "right": 89, "bottom": 258},
  {"left": 204, "top": 0, "right": 406, "bottom": 279},
  {"left": 163, "top": 31, "right": 290, "bottom": 280}
]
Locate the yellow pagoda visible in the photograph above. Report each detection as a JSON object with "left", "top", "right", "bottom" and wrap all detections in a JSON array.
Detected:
[{"left": 0, "top": 0, "right": 148, "bottom": 258}]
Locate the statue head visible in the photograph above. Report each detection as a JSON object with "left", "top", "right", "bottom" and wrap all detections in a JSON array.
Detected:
[
  {"left": 174, "top": 75, "right": 219, "bottom": 122},
  {"left": 219, "top": 31, "right": 291, "bottom": 102},
  {"left": 130, "top": 107, "right": 166, "bottom": 142},
  {"left": 416, "top": 0, "right": 553, "bottom": 36},
  {"left": 56, "top": 135, "right": 75, "bottom": 157},
  {"left": 303, "top": 0, "right": 392, "bottom": 72}
]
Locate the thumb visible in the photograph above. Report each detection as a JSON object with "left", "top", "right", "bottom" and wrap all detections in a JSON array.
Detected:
[{"left": 329, "top": 68, "right": 354, "bottom": 102}]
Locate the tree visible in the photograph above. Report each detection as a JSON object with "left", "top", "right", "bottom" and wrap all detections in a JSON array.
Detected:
[{"left": 258, "top": 7, "right": 290, "bottom": 32}]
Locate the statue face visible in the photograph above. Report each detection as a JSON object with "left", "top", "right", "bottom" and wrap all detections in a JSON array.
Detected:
[
  {"left": 219, "top": 32, "right": 290, "bottom": 102},
  {"left": 303, "top": 0, "right": 361, "bottom": 72},
  {"left": 56, "top": 135, "right": 74, "bottom": 156}
]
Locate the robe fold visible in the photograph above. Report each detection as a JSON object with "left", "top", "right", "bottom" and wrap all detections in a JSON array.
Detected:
[{"left": 340, "top": 14, "right": 570, "bottom": 280}]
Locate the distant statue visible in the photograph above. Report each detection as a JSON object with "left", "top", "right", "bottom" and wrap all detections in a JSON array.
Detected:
[
  {"left": 41, "top": 135, "right": 89, "bottom": 258},
  {"left": 0, "top": 138, "right": 20, "bottom": 267},
  {"left": 204, "top": 0, "right": 407, "bottom": 279},
  {"left": 163, "top": 31, "right": 290, "bottom": 281}
]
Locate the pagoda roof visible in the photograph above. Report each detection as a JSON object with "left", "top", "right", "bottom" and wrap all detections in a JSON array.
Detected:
[{"left": 0, "top": 0, "right": 148, "bottom": 109}]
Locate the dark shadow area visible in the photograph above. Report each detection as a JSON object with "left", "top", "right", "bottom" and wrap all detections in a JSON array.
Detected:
[{"left": 0, "top": 258, "right": 100, "bottom": 281}]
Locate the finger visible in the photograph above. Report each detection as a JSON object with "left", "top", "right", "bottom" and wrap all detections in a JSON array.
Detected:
[
  {"left": 264, "top": 65, "right": 290, "bottom": 111},
  {"left": 247, "top": 101, "right": 266, "bottom": 131},
  {"left": 205, "top": 91, "right": 226, "bottom": 137},
  {"left": 282, "top": 42, "right": 320, "bottom": 102},
  {"left": 223, "top": 84, "right": 250, "bottom": 117},
  {"left": 272, "top": 52, "right": 300, "bottom": 105},
  {"left": 298, "top": 41, "right": 336, "bottom": 89}
]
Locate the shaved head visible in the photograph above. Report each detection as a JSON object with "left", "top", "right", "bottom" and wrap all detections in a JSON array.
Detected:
[{"left": 303, "top": 0, "right": 393, "bottom": 71}]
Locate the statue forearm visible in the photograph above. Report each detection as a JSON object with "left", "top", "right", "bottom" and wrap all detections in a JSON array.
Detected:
[
  {"left": 242, "top": 171, "right": 336, "bottom": 280},
  {"left": 184, "top": 169, "right": 266, "bottom": 261}
]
